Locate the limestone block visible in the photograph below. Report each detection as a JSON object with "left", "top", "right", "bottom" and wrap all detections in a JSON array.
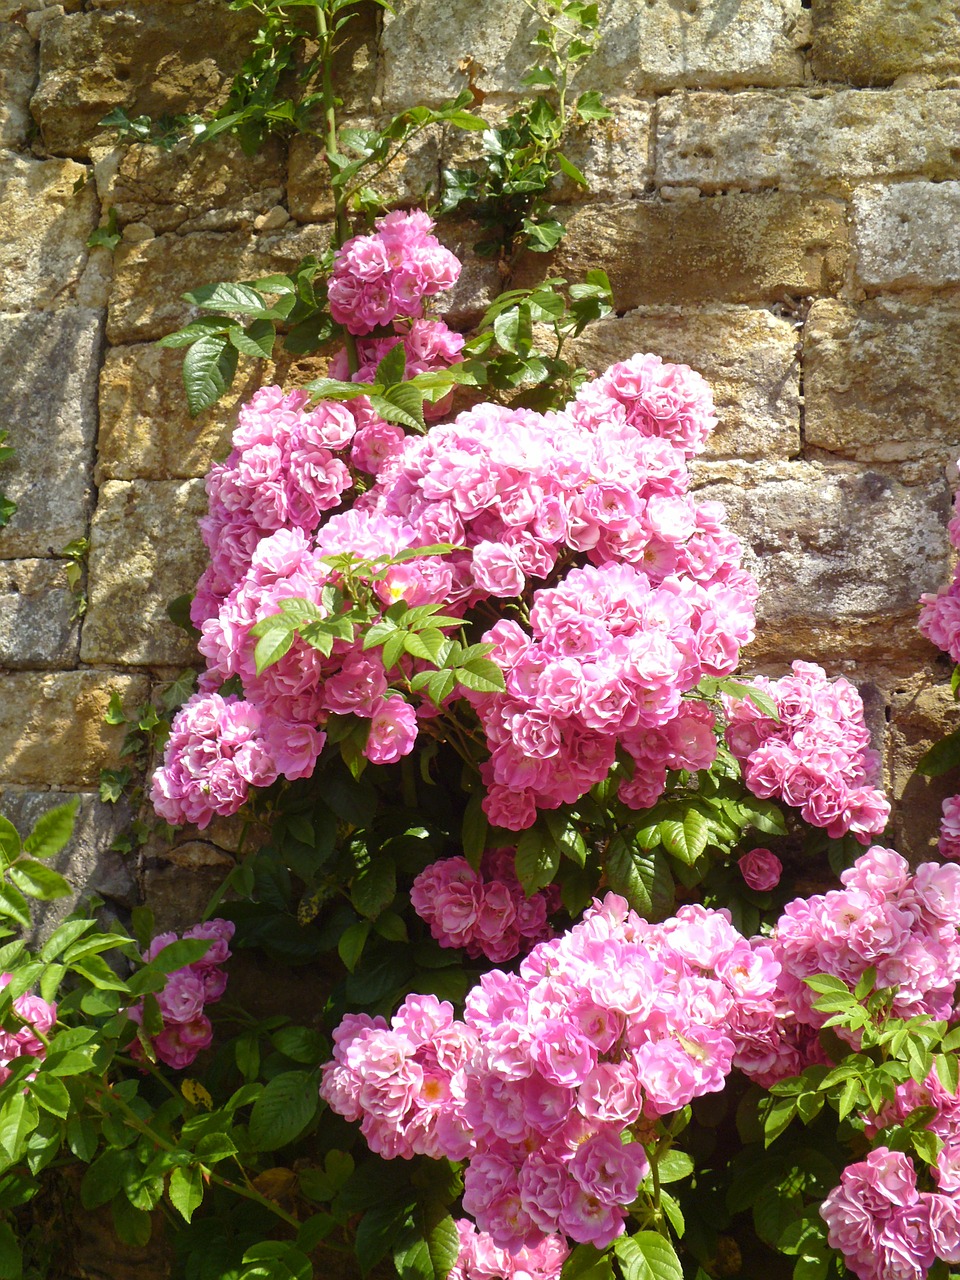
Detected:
[
  {"left": 569, "top": 306, "right": 800, "bottom": 460},
  {"left": 288, "top": 125, "right": 441, "bottom": 223},
  {"left": 691, "top": 460, "right": 952, "bottom": 665},
  {"left": 528, "top": 195, "right": 848, "bottom": 308},
  {"left": 0, "top": 671, "right": 149, "bottom": 788},
  {"left": 0, "top": 23, "right": 35, "bottom": 148},
  {"left": 427, "top": 220, "right": 503, "bottom": 327},
  {"left": 0, "top": 789, "right": 137, "bottom": 933},
  {"left": 0, "top": 309, "right": 102, "bottom": 559},
  {"left": 0, "top": 151, "right": 98, "bottom": 309},
  {"left": 381, "top": 0, "right": 806, "bottom": 108},
  {"left": 656, "top": 89, "right": 960, "bottom": 196},
  {"left": 31, "top": 2, "right": 260, "bottom": 158},
  {"left": 886, "top": 677, "right": 960, "bottom": 862},
  {"left": 97, "top": 343, "right": 261, "bottom": 482},
  {"left": 97, "top": 135, "right": 285, "bottom": 235},
  {"left": 812, "top": 0, "right": 960, "bottom": 85},
  {"left": 805, "top": 299, "right": 960, "bottom": 464},
  {"left": 105, "top": 225, "right": 333, "bottom": 344},
  {"left": 853, "top": 181, "right": 960, "bottom": 289},
  {"left": 0, "top": 559, "right": 79, "bottom": 667},
  {"left": 141, "top": 839, "right": 233, "bottom": 933},
  {"left": 81, "top": 479, "right": 207, "bottom": 666}
]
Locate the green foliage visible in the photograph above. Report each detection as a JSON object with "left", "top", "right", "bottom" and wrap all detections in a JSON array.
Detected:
[{"left": 0, "top": 431, "right": 14, "bottom": 530}]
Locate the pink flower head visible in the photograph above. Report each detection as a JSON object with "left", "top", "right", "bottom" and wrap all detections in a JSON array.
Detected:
[{"left": 738, "top": 847, "right": 782, "bottom": 892}]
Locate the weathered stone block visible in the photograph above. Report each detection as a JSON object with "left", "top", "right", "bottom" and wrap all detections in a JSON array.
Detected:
[
  {"left": 96, "top": 344, "right": 263, "bottom": 482},
  {"left": 0, "top": 23, "right": 36, "bottom": 148},
  {"left": 0, "top": 309, "right": 102, "bottom": 559},
  {"left": 0, "top": 559, "right": 79, "bottom": 667},
  {"left": 0, "top": 152, "right": 98, "bottom": 309},
  {"left": 105, "top": 225, "right": 333, "bottom": 344},
  {"left": 805, "top": 298, "right": 960, "bottom": 464},
  {"left": 886, "top": 677, "right": 960, "bottom": 862},
  {"left": 656, "top": 89, "right": 960, "bottom": 196},
  {"left": 0, "top": 672, "right": 149, "bottom": 788},
  {"left": 526, "top": 195, "right": 848, "bottom": 308},
  {"left": 31, "top": 2, "right": 259, "bottom": 157},
  {"left": 289, "top": 124, "right": 441, "bottom": 223},
  {"left": 853, "top": 181, "right": 960, "bottom": 289},
  {"left": 97, "top": 135, "right": 285, "bottom": 235},
  {"left": 692, "top": 461, "right": 952, "bottom": 664},
  {"left": 141, "top": 839, "right": 233, "bottom": 933},
  {"left": 381, "top": 0, "right": 806, "bottom": 108},
  {"left": 81, "top": 479, "right": 207, "bottom": 666},
  {"left": 570, "top": 306, "right": 800, "bottom": 459},
  {"left": 811, "top": 0, "right": 960, "bottom": 85}
]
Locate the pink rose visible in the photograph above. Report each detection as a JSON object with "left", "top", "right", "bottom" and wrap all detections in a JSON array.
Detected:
[{"left": 738, "top": 847, "right": 782, "bottom": 892}]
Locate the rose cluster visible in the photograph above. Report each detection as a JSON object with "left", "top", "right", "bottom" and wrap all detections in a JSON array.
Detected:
[
  {"left": 410, "top": 849, "right": 560, "bottom": 962},
  {"left": 128, "top": 920, "right": 234, "bottom": 1070},
  {"left": 322, "top": 894, "right": 782, "bottom": 1252},
  {"left": 450, "top": 1220, "right": 569, "bottom": 1280},
  {"left": 735, "top": 848, "right": 960, "bottom": 1089},
  {"left": 327, "top": 209, "right": 461, "bottom": 335},
  {"left": 0, "top": 974, "right": 56, "bottom": 1084},
  {"left": 723, "top": 660, "right": 890, "bottom": 842},
  {"left": 821, "top": 1147, "right": 960, "bottom": 1280}
]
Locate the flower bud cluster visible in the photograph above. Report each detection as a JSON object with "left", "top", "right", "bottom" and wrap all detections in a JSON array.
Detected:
[
  {"left": 821, "top": 1147, "right": 960, "bottom": 1280},
  {"left": 0, "top": 975, "right": 56, "bottom": 1084},
  {"left": 323, "top": 894, "right": 781, "bottom": 1253},
  {"left": 737, "top": 849, "right": 960, "bottom": 1088},
  {"left": 129, "top": 920, "right": 234, "bottom": 1070},
  {"left": 723, "top": 660, "right": 890, "bottom": 842},
  {"left": 410, "top": 850, "right": 560, "bottom": 962}
]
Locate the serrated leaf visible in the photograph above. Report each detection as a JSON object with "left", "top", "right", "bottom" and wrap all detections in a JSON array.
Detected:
[
  {"left": 659, "top": 806, "right": 711, "bottom": 864},
  {"left": 247, "top": 1072, "right": 319, "bottom": 1151},
  {"left": 0, "top": 817, "right": 20, "bottom": 866},
  {"left": 0, "top": 884, "right": 30, "bottom": 929},
  {"left": 338, "top": 921, "right": 370, "bottom": 972},
  {"left": 917, "top": 727, "right": 960, "bottom": 777},
  {"left": 253, "top": 623, "right": 295, "bottom": 674},
  {"left": 936, "top": 1052, "right": 960, "bottom": 1095},
  {"left": 515, "top": 827, "right": 560, "bottom": 894},
  {"left": 0, "top": 1093, "right": 39, "bottom": 1160},
  {"left": 375, "top": 341, "right": 407, "bottom": 388},
  {"left": 182, "top": 334, "right": 238, "bottom": 416},
  {"left": 614, "top": 1232, "right": 683, "bottom": 1280},
  {"left": 369, "top": 384, "right": 426, "bottom": 432},
  {"left": 229, "top": 318, "right": 276, "bottom": 359},
  {"left": 168, "top": 1164, "right": 203, "bottom": 1223},
  {"left": 9, "top": 860, "right": 71, "bottom": 901},
  {"left": 604, "top": 839, "right": 674, "bottom": 920},
  {"left": 23, "top": 800, "right": 78, "bottom": 860},
  {"left": 352, "top": 858, "right": 396, "bottom": 920},
  {"left": 183, "top": 281, "right": 267, "bottom": 314}
]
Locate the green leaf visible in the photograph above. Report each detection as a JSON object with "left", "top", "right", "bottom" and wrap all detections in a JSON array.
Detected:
[
  {"left": 0, "top": 1093, "right": 38, "bottom": 1160},
  {"left": 561, "top": 1244, "right": 615, "bottom": 1279},
  {"left": 352, "top": 857, "right": 397, "bottom": 920},
  {"left": 917, "top": 727, "right": 960, "bottom": 777},
  {"left": 556, "top": 151, "right": 588, "bottom": 186},
  {"left": 454, "top": 658, "right": 505, "bottom": 694},
  {"left": 9, "top": 860, "right": 71, "bottom": 901},
  {"left": 23, "top": 800, "right": 78, "bottom": 859},
  {"left": 338, "top": 920, "right": 370, "bottom": 972},
  {"left": 182, "top": 333, "right": 239, "bottom": 416},
  {"left": 112, "top": 1193, "right": 152, "bottom": 1247},
  {"left": 426, "top": 1213, "right": 460, "bottom": 1280},
  {"left": 0, "top": 818, "right": 21, "bottom": 867},
  {"left": 356, "top": 1202, "right": 415, "bottom": 1277},
  {"left": 0, "top": 884, "right": 30, "bottom": 929},
  {"left": 28, "top": 1074, "right": 70, "bottom": 1119},
  {"left": 369, "top": 384, "right": 426, "bottom": 433},
  {"left": 253, "top": 622, "right": 296, "bottom": 674},
  {"left": 614, "top": 1232, "right": 683, "bottom": 1280},
  {"left": 66, "top": 1115, "right": 98, "bottom": 1162},
  {"left": 168, "top": 1163, "right": 203, "bottom": 1223},
  {"left": 937, "top": 1052, "right": 960, "bottom": 1095},
  {"left": 0, "top": 1221, "right": 22, "bottom": 1280},
  {"left": 375, "top": 341, "right": 408, "bottom": 388},
  {"left": 461, "top": 791, "right": 488, "bottom": 870},
  {"left": 284, "top": 312, "right": 335, "bottom": 354},
  {"left": 157, "top": 317, "right": 232, "bottom": 348},
  {"left": 576, "top": 90, "right": 612, "bottom": 121},
  {"left": 229, "top": 319, "right": 276, "bottom": 359},
  {"left": 240, "top": 1242, "right": 313, "bottom": 1280},
  {"left": 515, "top": 827, "right": 560, "bottom": 894},
  {"left": 604, "top": 839, "right": 674, "bottom": 920},
  {"left": 659, "top": 806, "right": 711, "bottom": 865},
  {"left": 247, "top": 1071, "right": 319, "bottom": 1151},
  {"left": 183, "top": 281, "right": 268, "bottom": 314},
  {"left": 41, "top": 919, "right": 93, "bottom": 962}
]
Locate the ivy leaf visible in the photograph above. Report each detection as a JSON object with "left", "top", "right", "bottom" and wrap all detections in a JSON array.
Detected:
[
  {"left": 556, "top": 151, "right": 588, "bottom": 186},
  {"left": 575, "top": 90, "right": 612, "bottom": 121}
]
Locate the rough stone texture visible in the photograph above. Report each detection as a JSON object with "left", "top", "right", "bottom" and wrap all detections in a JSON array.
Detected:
[
  {"left": 106, "top": 224, "right": 333, "bottom": 344},
  {"left": 0, "top": 788, "right": 137, "bottom": 928},
  {"left": 570, "top": 306, "right": 801, "bottom": 459},
  {"left": 0, "top": 151, "right": 99, "bottom": 310},
  {"left": 96, "top": 135, "right": 285, "bottom": 235},
  {"left": 811, "top": 0, "right": 960, "bottom": 85},
  {"left": 97, "top": 343, "right": 259, "bottom": 482},
  {"left": 289, "top": 124, "right": 441, "bottom": 223},
  {"left": 31, "top": 1, "right": 260, "bottom": 158},
  {"left": 0, "top": 22, "right": 36, "bottom": 147},
  {"left": 81, "top": 479, "right": 207, "bottom": 666},
  {"left": 692, "top": 461, "right": 953, "bottom": 664},
  {"left": 656, "top": 89, "right": 960, "bottom": 196},
  {"left": 805, "top": 298, "right": 960, "bottom": 464},
  {"left": 0, "top": 671, "right": 149, "bottom": 788},
  {"left": 0, "top": 560, "right": 80, "bottom": 668},
  {"left": 431, "top": 220, "right": 503, "bottom": 325},
  {"left": 0, "top": 309, "right": 103, "bottom": 559},
  {"left": 853, "top": 181, "right": 960, "bottom": 289},
  {"left": 140, "top": 839, "right": 234, "bottom": 933},
  {"left": 529, "top": 194, "right": 849, "bottom": 308},
  {"left": 381, "top": 0, "right": 807, "bottom": 108},
  {"left": 886, "top": 676, "right": 960, "bottom": 862}
]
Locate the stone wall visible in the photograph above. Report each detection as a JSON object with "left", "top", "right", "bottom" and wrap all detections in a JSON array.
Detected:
[{"left": 1, "top": 0, "right": 959, "bottom": 917}]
